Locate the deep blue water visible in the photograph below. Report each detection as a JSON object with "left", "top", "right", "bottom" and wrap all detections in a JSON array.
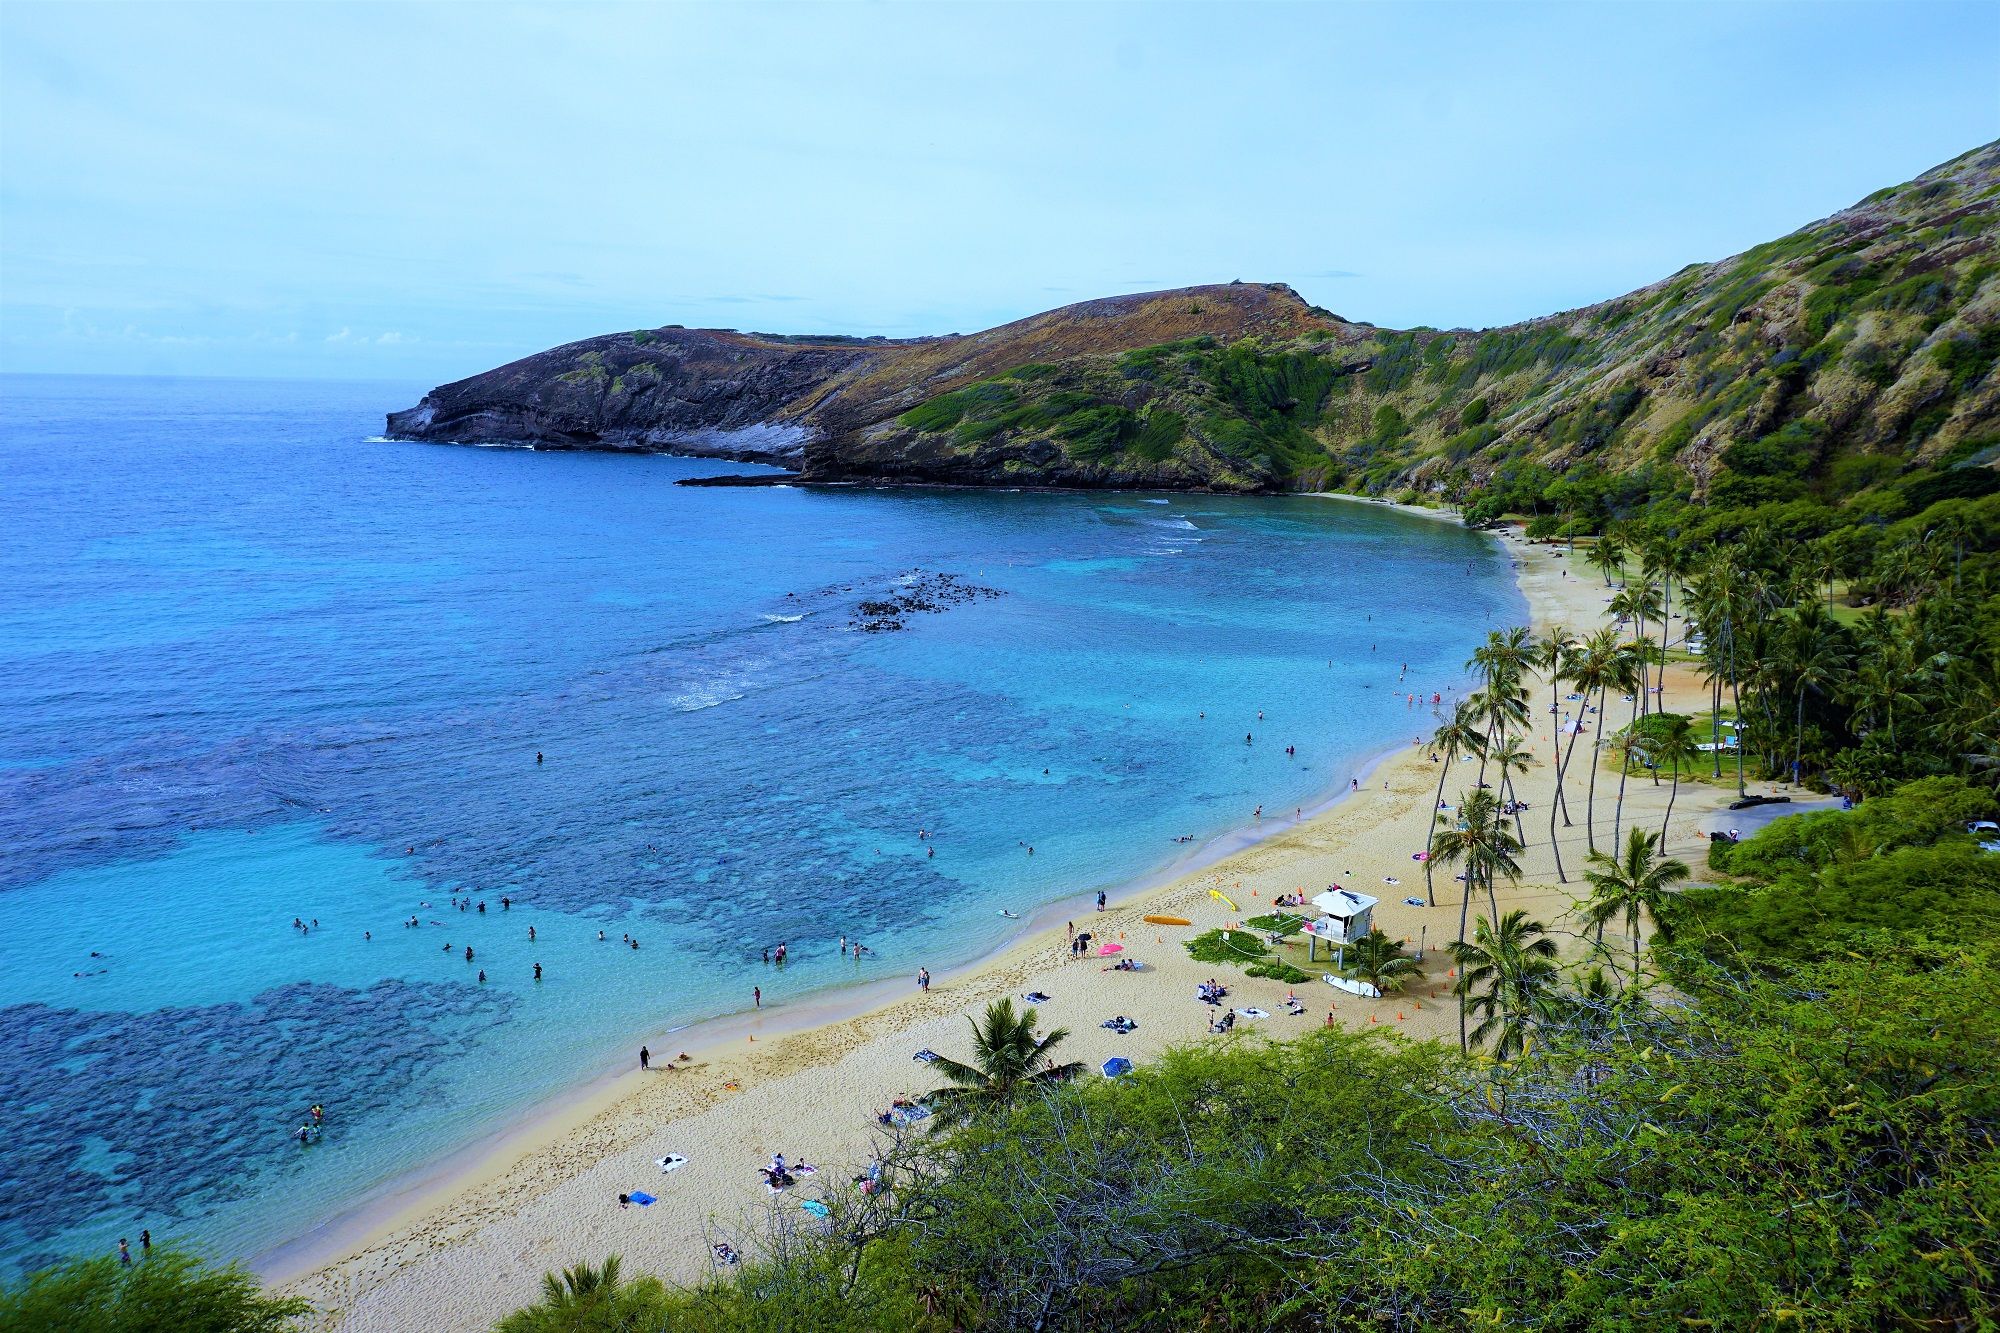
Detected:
[{"left": 0, "top": 373, "right": 1523, "bottom": 1273}]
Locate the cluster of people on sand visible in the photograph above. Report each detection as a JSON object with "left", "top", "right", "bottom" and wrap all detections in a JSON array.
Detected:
[
  {"left": 1067, "top": 930, "right": 1095, "bottom": 959},
  {"left": 759, "top": 1151, "right": 816, "bottom": 1191},
  {"left": 1196, "top": 978, "right": 1230, "bottom": 1006}
]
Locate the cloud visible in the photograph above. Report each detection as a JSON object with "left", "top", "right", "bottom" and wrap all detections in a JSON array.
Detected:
[{"left": 325, "top": 327, "right": 354, "bottom": 343}]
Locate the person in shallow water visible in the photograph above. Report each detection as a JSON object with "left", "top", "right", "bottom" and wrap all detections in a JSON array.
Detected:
[
  {"left": 533, "top": 962, "right": 543, "bottom": 981},
  {"left": 640, "top": 1045, "right": 650, "bottom": 1070}
]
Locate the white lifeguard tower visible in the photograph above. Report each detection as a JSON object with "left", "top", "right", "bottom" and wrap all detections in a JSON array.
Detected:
[{"left": 1302, "top": 887, "right": 1378, "bottom": 961}]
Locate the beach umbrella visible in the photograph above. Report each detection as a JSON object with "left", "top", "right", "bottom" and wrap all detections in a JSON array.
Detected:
[
  {"left": 1096, "top": 942, "right": 1123, "bottom": 956},
  {"left": 1102, "top": 1057, "right": 1133, "bottom": 1078}
]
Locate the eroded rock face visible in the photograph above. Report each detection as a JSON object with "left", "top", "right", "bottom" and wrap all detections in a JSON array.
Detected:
[
  {"left": 384, "top": 327, "right": 897, "bottom": 464},
  {"left": 383, "top": 283, "right": 1341, "bottom": 486}
]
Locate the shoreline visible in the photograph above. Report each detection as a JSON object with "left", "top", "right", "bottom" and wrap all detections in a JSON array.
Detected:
[
  {"left": 279, "top": 522, "right": 1700, "bottom": 1333},
  {"left": 254, "top": 641, "right": 1457, "bottom": 1290}
]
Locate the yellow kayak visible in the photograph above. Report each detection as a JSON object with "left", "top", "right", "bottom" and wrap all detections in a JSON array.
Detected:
[
  {"left": 1143, "top": 914, "right": 1193, "bottom": 926},
  {"left": 1208, "top": 890, "right": 1240, "bottom": 911}
]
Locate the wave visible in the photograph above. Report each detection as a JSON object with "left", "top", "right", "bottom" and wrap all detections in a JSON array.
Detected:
[
  {"left": 760, "top": 613, "right": 805, "bottom": 624},
  {"left": 669, "top": 685, "right": 748, "bottom": 712}
]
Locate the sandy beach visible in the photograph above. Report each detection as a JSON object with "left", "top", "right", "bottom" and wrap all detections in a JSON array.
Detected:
[{"left": 278, "top": 518, "right": 1742, "bottom": 1332}]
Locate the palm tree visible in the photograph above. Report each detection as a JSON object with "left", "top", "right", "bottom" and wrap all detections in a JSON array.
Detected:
[
  {"left": 1423, "top": 700, "right": 1487, "bottom": 906},
  {"left": 1430, "top": 787, "right": 1524, "bottom": 1050},
  {"left": 1585, "top": 532, "right": 1626, "bottom": 588},
  {"left": 1560, "top": 627, "right": 1621, "bottom": 849},
  {"left": 1647, "top": 713, "right": 1700, "bottom": 844},
  {"left": 1583, "top": 636, "right": 1642, "bottom": 853},
  {"left": 1346, "top": 928, "right": 1421, "bottom": 993},
  {"left": 1646, "top": 540, "right": 1694, "bottom": 713},
  {"left": 1449, "top": 911, "right": 1561, "bottom": 1059},
  {"left": 496, "top": 1255, "right": 668, "bottom": 1333},
  {"left": 1468, "top": 627, "right": 1534, "bottom": 783},
  {"left": 1780, "top": 605, "right": 1850, "bottom": 787},
  {"left": 1487, "top": 734, "right": 1534, "bottom": 845},
  {"left": 1538, "top": 628, "right": 1579, "bottom": 883},
  {"left": 926, "top": 998, "right": 1083, "bottom": 1125},
  {"left": 1579, "top": 828, "right": 1690, "bottom": 985}
]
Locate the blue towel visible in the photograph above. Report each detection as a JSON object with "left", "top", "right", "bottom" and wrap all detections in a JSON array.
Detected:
[
  {"left": 801, "top": 1199, "right": 830, "bottom": 1217},
  {"left": 629, "top": 1191, "right": 656, "bottom": 1206}
]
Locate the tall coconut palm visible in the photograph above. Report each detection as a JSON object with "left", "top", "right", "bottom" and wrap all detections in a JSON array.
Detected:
[
  {"left": 1449, "top": 910, "right": 1561, "bottom": 1059},
  {"left": 1585, "top": 532, "right": 1627, "bottom": 588},
  {"left": 1346, "top": 928, "right": 1422, "bottom": 994},
  {"left": 1538, "top": 628, "right": 1579, "bottom": 882},
  {"left": 1645, "top": 540, "right": 1694, "bottom": 713},
  {"left": 1560, "top": 628, "right": 1620, "bottom": 847},
  {"left": 1780, "top": 605, "right": 1850, "bottom": 786},
  {"left": 1647, "top": 713, "right": 1700, "bottom": 844},
  {"left": 1583, "top": 635, "right": 1642, "bottom": 854},
  {"left": 1423, "top": 700, "right": 1487, "bottom": 906},
  {"left": 1430, "top": 787, "right": 1524, "bottom": 1050},
  {"left": 1579, "top": 828, "right": 1690, "bottom": 985},
  {"left": 1487, "top": 734, "right": 1534, "bottom": 845},
  {"left": 926, "top": 998, "right": 1083, "bottom": 1125},
  {"left": 1468, "top": 627, "right": 1535, "bottom": 781},
  {"left": 496, "top": 1255, "right": 668, "bottom": 1333}
]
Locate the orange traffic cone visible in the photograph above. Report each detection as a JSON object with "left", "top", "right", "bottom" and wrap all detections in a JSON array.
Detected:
[{"left": 1397, "top": 1012, "right": 1406, "bottom": 1021}]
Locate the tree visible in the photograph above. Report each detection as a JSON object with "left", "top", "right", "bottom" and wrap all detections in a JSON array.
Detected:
[
  {"left": 926, "top": 998, "right": 1083, "bottom": 1125},
  {"left": 1585, "top": 532, "right": 1626, "bottom": 588},
  {"left": 0, "top": 1248, "right": 310, "bottom": 1333},
  {"left": 1647, "top": 712, "right": 1700, "bottom": 843},
  {"left": 1537, "top": 626, "right": 1578, "bottom": 831},
  {"left": 1431, "top": 788, "right": 1525, "bottom": 1049},
  {"left": 1560, "top": 627, "right": 1622, "bottom": 851},
  {"left": 1449, "top": 911, "right": 1561, "bottom": 1059},
  {"left": 1346, "top": 928, "right": 1422, "bottom": 993},
  {"left": 1779, "top": 605, "right": 1850, "bottom": 786},
  {"left": 494, "top": 1255, "right": 669, "bottom": 1333},
  {"left": 1423, "top": 700, "right": 1488, "bottom": 906},
  {"left": 1579, "top": 827, "right": 1691, "bottom": 984}
]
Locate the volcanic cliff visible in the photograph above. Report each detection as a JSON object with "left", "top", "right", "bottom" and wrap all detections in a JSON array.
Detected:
[{"left": 388, "top": 142, "right": 2000, "bottom": 495}]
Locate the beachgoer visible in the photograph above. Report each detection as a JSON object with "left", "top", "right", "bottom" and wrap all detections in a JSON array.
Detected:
[
  {"left": 537, "top": 752, "right": 544, "bottom": 764},
  {"left": 528, "top": 926, "right": 536, "bottom": 942},
  {"left": 502, "top": 896, "right": 511, "bottom": 910},
  {"left": 640, "top": 1046, "right": 650, "bottom": 1070},
  {"left": 1096, "top": 891, "right": 1106, "bottom": 911},
  {"left": 534, "top": 962, "right": 543, "bottom": 981},
  {"left": 139, "top": 1229, "right": 151, "bottom": 1255},
  {"left": 762, "top": 947, "right": 770, "bottom": 964},
  {"left": 754, "top": 986, "right": 762, "bottom": 1008},
  {"left": 119, "top": 1239, "right": 131, "bottom": 1265},
  {"left": 618, "top": 1193, "right": 629, "bottom": 1209},
  {"left": 478, "top": 901, "right": 485, "bottom": 913},
  {"left": 478, "top": 970, "right": 486, "bottom": 983},
  {"left": 465, "top": 946, "right": 474, "bottom": 963},
  {"left": 630, "top": 938, "right": 639, "bottom": 950},
  {"left": 364, "top": 931, "right": 371, "bottom": 941}
]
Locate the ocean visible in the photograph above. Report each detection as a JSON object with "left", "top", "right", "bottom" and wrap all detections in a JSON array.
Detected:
[{"left": 0, "top": 373, "right": 1524, "bottom": 1274}]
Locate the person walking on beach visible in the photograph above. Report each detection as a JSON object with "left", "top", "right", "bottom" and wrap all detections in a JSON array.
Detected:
[
  {"left": 640, "top": 1045, "right": 650, "bottom": 1071},
  {"left": 754, "top": 986, "right": 762, "bottom": 1008}
]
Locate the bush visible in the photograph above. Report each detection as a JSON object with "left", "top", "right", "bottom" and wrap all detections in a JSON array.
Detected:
[{"left": 0, "top": 1248, "right": 309, "bottom": 1333}]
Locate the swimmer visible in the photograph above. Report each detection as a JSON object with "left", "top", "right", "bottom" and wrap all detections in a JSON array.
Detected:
[{"left": 534, "top": 962, "right": 543, "bottom": 980}]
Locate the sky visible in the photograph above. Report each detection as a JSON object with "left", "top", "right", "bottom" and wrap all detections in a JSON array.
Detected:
[{"left": 1, "top": 1, "right": 1995, "bottom": 383}]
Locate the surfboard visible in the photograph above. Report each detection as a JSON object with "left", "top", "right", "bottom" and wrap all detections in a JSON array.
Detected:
[
  {"left": 1208, "top": 890, "right": 1240, "bottom": 911},
  {"left": 1143, "top": 914, "right": 1192, "bottom": 926}
]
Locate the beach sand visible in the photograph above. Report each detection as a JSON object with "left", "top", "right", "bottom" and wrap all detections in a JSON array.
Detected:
[{"left": 277, "top": 521, "right": 1744, "bottom": 1332}]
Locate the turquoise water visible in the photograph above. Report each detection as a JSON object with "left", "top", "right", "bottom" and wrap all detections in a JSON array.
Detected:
[{"left": 0, "top": 374, "right": 1523, "bottom": 1273}]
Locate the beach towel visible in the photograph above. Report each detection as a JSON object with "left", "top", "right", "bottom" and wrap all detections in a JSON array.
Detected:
[
  {"left": 800, "top": 1199, "right": 831, "bottom": 1218},
  {"left": 628, "top": 1191, "right": 656, "bottom": 1206},
  {"left": 1403, "top": 896, "right": 1425, "bottom": 907},
  {"left": 889, "top": 1103, "right": 933, "bottom": 1126},
  {"left": 1025, "top": 991, "right": 1052, "bottom": 1004},
  {"left": 911, "top": 1048, "right": 940, "bottom": 1063},
  {"left": 656, "top": 1154, "right": 688, "bottom": 1173},
  {"left": 1237, "top": 1007, "right": 1270, "bottom": 1019}
]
